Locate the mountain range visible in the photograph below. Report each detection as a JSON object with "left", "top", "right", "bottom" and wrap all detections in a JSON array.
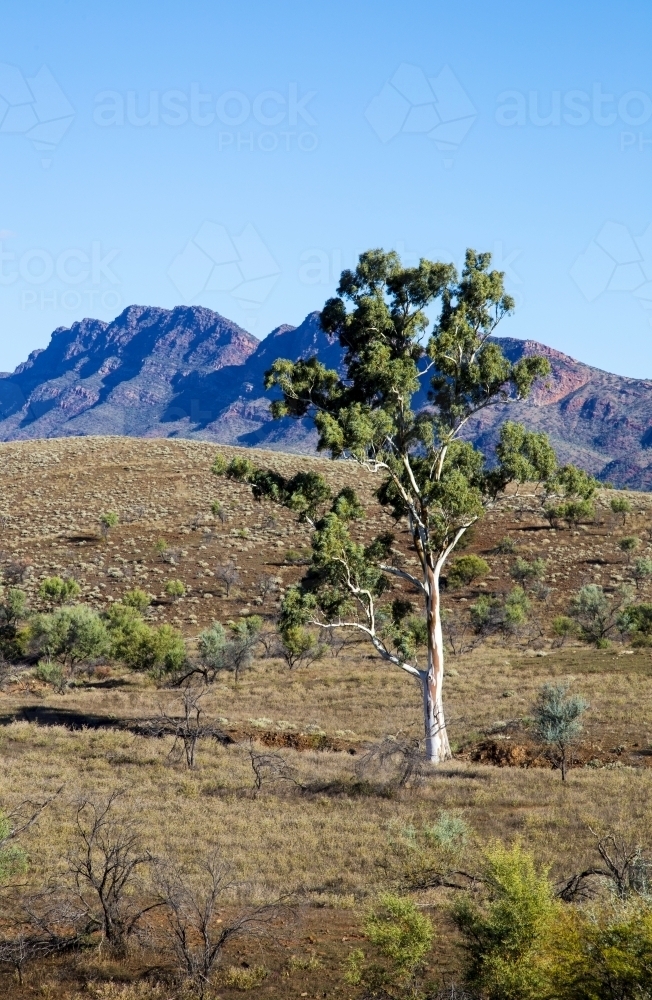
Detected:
[{"left": 1, "top": 304, "right": 652, "bottom": 489}]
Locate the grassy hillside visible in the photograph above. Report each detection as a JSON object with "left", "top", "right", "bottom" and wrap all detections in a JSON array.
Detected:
[{"left": 1, "top": 437, "right": 652, "bottom": 997}]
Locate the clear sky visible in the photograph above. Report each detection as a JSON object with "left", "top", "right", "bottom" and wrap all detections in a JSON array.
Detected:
[{"left": 1, "top": 0, "right": 652, "bottom": 377}]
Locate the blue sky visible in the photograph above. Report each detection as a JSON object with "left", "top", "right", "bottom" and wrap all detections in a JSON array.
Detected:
[{"left": 1, "top": 0, "right": 652, "bottom": 377}]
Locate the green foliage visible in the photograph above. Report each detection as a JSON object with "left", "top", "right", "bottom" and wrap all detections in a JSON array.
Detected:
[
  {"left": 30, "top": 604, "right": 109, "bottom": 671},
  {"left": 164, "top": 578, "right": 186, "bottom": 599},
  {"left": 552, "top": 615, "right": 579, "bottom": 642},
  {"left": 121, "top": 588, "right": 151, "bottom": 612},
  {"left": 0, "top": 587, "right": 28, "bottom": 659},
  {"left": 633, "top": 558, "right": 652, "bottom": 590},
  {"left": 105, "top": 602, "right": 185, "bottom": 677},
  {"left": 545, "top": 499, "right": 595, "bottom": 528},
  {"left": 510, "top": 556, "right": 547, "bottom": 587},
  {"left": 611, "top": 496, "right": 632, "bottom": 521},
  {"left": 99, "top": 511, "right": 119, "bottom": 537},
  {"left": 448, "top": 554, "right": 490, "bottom": 588},
  {"left": 623, "top": 602, "right": 652, "bottom": 635},
  {"left": 197, "top": 622, "right": 227, "bottom": 671},
  {"left": 552, "top": 903, "right": 652, "bottom": 1000},
  {"left": 210, "top": 453, "right": 228, "bottom": 476},
  {"left": 35, "top": 659, "right": 65, "bottom": 692},
  {"left": 619, "top": 536, "right": 641, "bottom": 562},
  {"left": 495, "top": 536, "right": 517, "bottom": 554},
  {"left": 346, "top": 892, "right": 434, "bottom": 989},
  {"left": 568, "top": 583, "right": 634, "bottom": 645},
  {"left": 38, "top": 575, "right": 81, "bottom": 605},
  {"left": 365, "top": 893, "right": 434, "bottom": 976},
  {"left": 471, "top": 587, "right": 530, "bottom": 637},
  {"left": 278, "top": 624, "right": 326, "bottom": 669},
  {"left": 454, "top": 842, "right": 559, "bottom": 1000},
  {"left": 155, "top": 538, "right": 168, "bottom": 556},
  {"left": 212, "top": 247, "right": 593, "bottom": 761},
  {"left": 532, "top": 683, "right": 588, "bottom": 779}
]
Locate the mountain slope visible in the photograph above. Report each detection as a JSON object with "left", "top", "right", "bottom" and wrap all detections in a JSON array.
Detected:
[{"left": 2, "top": 305, "right": 652, "bottom": 487}]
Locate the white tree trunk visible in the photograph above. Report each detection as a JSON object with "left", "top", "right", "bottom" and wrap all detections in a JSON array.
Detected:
[{"left": 423, "top": 566, "right": 451, "bottom": 764}]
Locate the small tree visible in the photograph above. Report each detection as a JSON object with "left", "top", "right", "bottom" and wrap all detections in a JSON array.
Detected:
[
  {"left": 224, "top": 616, "right": 263, "bottom": 683},
  {"left": 532, "top": 683, "right": 588, "bottom": 780},
  {"left": 256, "top": 573, "right": 279, "bottom": 603},
  {"left": 447, "top": 554, "right": 490, "bottom": 588},
  {"left": 147, "top": 688, "right": 227, "bottom": 768},
  {"left": 453, "top": 843, "right": 559, "bottom": 1000},
  {"left": 156, "top": 853, "right": 279, "bottom": 999},
  {"left": 610, "top": 496, "right": 631, "bottom": 525},
  {"left": 277, "top": 624, "right": 326, "bottom": 669},
  {"left": 215, "top": 560, "right": 240, "bottom": 598},
  {"left": 633, "top": 557, "right": 652, "bottom": 591},
  {"left": 345, "top": 892, "right": 434, "bottom": 994},
  {"left": 68, "top": 792, "right": 159, "bottom": 954},
  {"left": 568, "top": 584, "right": 633, "bottom": 647},
  {"left": 165, "top": 579, "right": 186, "bottom": 601},
  {"left": 38, "top": 576, "right": 81, "bottom": 606},
  {"left": 545, "top": 498, "right": 594, "bottom": 528},
  {"left": 30, "top": 605, "right": 109, "bottom": 679},
  {"left": 551, "top": 615, "right": 578, "bottom": 646},
  {"left": 0, "top": 587, "right": 28, "bottom": 660},
  {"left": 99, "top": 511, "right": 119, "bottom": 540},
  {"left": 214, "top": 248, "right": 594, "bottom": 762},
  {"left": 619, "top": 536, "right": 641, "bottom": 563}
]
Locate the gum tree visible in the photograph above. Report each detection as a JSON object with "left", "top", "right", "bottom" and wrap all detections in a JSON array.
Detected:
[{"left": 214, "top": 249, "right": 594, "bottom": 762}]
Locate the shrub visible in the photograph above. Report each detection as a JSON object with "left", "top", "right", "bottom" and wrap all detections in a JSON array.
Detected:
[
  {"left": 164, "top": 579, "right": 186, "bottom": 600},
  {"left": 35, "top": 659, "right": 65, "bottom": 692},
  {"left": 633, "top": 557, "right": 652, "bottom": 590},
  {"left": 278, "top": 625, "right": 326, "bottom": 669},
  {"left": 510, "top": 557, "right": 546, "bottom": 587},
  {"left": 0, "top": 587, "right": 28, "bottom": 659},
  {"left": 569, "top": 583, "right": 633, "bottom": 645},
  {"left": 30, "top": 604, "right": 109, "bottom": 674},
  {"left": 551, "top": 615, "right": 578, "bottom": 644},
  {"left": 106, "top": 603, "right": 184, "bottom": 677},
  {"left": 495, "top": 536, "right": 517, "bottom": 555},
  {"left": 611, "top": 496, "right": 632, "bottom": 523},
  {"left": 619, "top": 536, "right": 641, "bottom": 562},
  {"left": 532, "top": 682, "right": 588, "bottom": 780},
  {"left": 99, "top": 511, "right": 119, "bottom": 539},
  {"left": 121, "top": 588, "right": 151, "bottom": 612},
  {"left": 222, "top": 965, "right": 268, "bottom": 990},
  {"left": 346, "top": 892, "right": 434, "bottom": 989},
  {"left": 38, "top": 575, "right": 81, "bottom": 605},
  {"left": 448, "top": 554, "right": 490, "bottom": 588},
  {"left": 546, "top": 499, "right": 594, "bottom": 528},
  {"left": 197, "top": 622, "right": 227, "bottom": 674},
  {"left": 453, "top": 842, "right": 559, "bottom": 1000}
]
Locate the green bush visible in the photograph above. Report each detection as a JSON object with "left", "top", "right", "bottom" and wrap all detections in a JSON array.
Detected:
[
  {"left": 610, "top": 496, "right": 632, "bottom": 522},
  {"left": 546, "top": 499, "right": 594, "bottom": 528},
  {"left": 106, "top": 604, "right": 184, "bottom": 677},
  {"left": 35, "top": 659, "right": 65, "bottom": 692},
  {"left": 552, "top": 615, "right": 578, "bottom": 642},
  {"left": 30, "top": 604, "right": 109, "bottom": 672},
  {"left": 164, "top": 578, "right": 186, "bottom": 599},
  {"left": 121, "top": 588, "right": 151, "bottom": 612},
  {"left": 0, "top": 587, "right": 28, "bottom": 659},
  {"left": 99, "top": 511, "right": 119, "bottom": 538},
  {"left": 448, "top": 554, "right": 490, "bottom": 588},
  {"left": 510, "top": 557, "right": 547, "bottom": 587},
  {"left": 454, "top": 842, "right": 559, "bottom": 1000},
  {"left": 345, "top": 892, "right": 434, "bottom": 990},
  {"left": 38, "top": 575, "right": 81, "bottom": 605},
  {"left": 495, "top": 536, "right": 517, "bottom": 554}
]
